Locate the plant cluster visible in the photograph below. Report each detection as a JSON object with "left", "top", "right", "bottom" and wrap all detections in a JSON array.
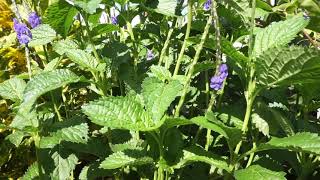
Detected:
[{"left": 0, "top": 0, "right": 320, "bottom": 179}]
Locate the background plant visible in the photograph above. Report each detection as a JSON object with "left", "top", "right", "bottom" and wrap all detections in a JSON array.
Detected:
[{"left": 0, "top": 0, "right": 320, "bottom": 179}]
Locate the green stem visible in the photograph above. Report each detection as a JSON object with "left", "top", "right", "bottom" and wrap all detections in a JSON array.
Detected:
[
  {"left": 126, "top": 21, "right": 139, "bottom": 72},
  {"left": 173, "top": 1, "right": 193, "bottom": 75},
  {"left": 245, "top": 142, "right": 256, "bottom": 168},
  {"left": 158, "top": 19, "right": 177, "bottom": 66},
  {"left": 33, "top": 134, "right": 43, "bottom": 179},
  {"left": 50, "top": 92, "right": 63, "bottom": 122},
  {"left": 25, "top": 46, "right": 32, "bottom": 79},
  {"left": 174, "top": 14, "right": 213, "bottom": 117}
]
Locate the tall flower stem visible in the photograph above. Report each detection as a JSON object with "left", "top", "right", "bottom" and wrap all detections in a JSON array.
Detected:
[
  {"left": 232, "top": 0, "right": 257, "bottom": 168},
  {"left": 174, "top": 13, "right": 213, "bottom": 117},
  {"left": 126, "top": 21, "right": 139, "bottom": 72},
  {"left": 173, "top": 1, "right": 193, "bottom": 75},
  {"left": 25, "top": 46, "right": 32, "bottom": 79},
  {"left": 158, "top": 19, "right": 177, "bottom": 66}
]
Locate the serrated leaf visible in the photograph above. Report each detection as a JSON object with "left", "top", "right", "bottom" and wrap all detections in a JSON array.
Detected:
[
  {"left": 74, "top": 0, "right": 102, "bottom": 14},
  {"left": 252, "top": 113, "right": 270, "bottom": 137},
  {"left": 0, "top": 77, "right": 26, "bottom": 102},
  {"left": 253, "top": 15, "right": 309, "bottom": 57},
  {"left": 92, "top": 24, "right": 119, "bottom": 36},
  {"left": 259, "top": 132, "right": 320, "bottom": 155},
  {"left": 10, "top": 70, "right": 80, "bottom": 129},
  {"left": 256, "top": 46, "right": 320, "bottom": 88},
  {"left": 83, "top": 96, "right": 157, "bottom": 131},
  {"left": 147, "top": 65, "right": 172, "bottom": 81},
  {"left": 40, "top": 122, "right": 89, "bottom": 148},
  {"left": 6, "top": 131, "right": 25, "bottom": 147},
  {"left": 53, "top": 39, "right": 78, "bottom": 55},
  {"left": 145, "top": 0, "right": 179, "bottom": 16},
  {"left": 23, "top": 69, "right": 80, "bottom": 106},
  {"left": 161, "top": 117, "right": 193, "bottom": 130},
  {"left": 234, "top": 165, "right": 286, "bottom": 180},
  {"left": 79, "top": 162, "right": 114, "bottom": 180},
  {"left": 191, "top": 116, "right": 241, "bottom": 147},
  {"left": 21, "top": 162, "right": 39, "bottom": 180},
  {"left": 100, "top": 150, "right": 153, "bottom": 169},
  {"left": 65, "top": 49, "right": 101, "bottom": 72},
  {"left": 173, "top": 146, "right": 231, "bottom": 172},
  {"left": 142, "top": 77, "right": 183, "bottom": 122},
  {"left": 28, "top": 24, "right": 57, "bottom": 47},
  {"left": 110, "top": 139, "right": 144, "bottom": 152},
  {"left": 44, "top": 1, "right": 78, "bottom": 37},
  {"left": 52, "top": 150, "right": 78, "bottom": 180}
]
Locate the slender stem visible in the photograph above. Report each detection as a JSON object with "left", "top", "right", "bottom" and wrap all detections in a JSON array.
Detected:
[
  {"left": 174, "top": 14, "right": 213, "bottom": 117},
  {"left": 50, "top": 92, "right": 63, "bottom": 121},
  {"left": 158, "top": 19, "right": 177, "bottom": 66},
  {"left": 10, "top": 0, "right": 22, "bottom": 21},
  {"left": 25, "top": 46, "right": 32, "bottom": 79},
  {"left": 245, "top": 142, "right": 256, "bottom": 168},
  {"left": 173, "top": 1, "right": 193, "bottom": 75},
  {"left": 212, "top": 0, "right": 221, "bottom": 65},
  {"left": 126, "top": 21, "right": 139, "bottom": 72}
]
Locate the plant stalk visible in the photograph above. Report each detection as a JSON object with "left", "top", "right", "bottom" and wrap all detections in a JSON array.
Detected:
[
  {"left": 158, "top": 19, "right": 177, "bottom": 66},
  {"left": 173, "top": 1, "right": 193, "bottom": 75},
  {"left": 174, "top": 14, "right": 213, "bottom": 117}
]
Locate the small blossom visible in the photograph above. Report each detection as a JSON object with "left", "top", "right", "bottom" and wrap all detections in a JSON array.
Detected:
[
  {"left": 111, "top": 15, "right": 118, "bottom": 25},
  {"left": 204, "top": 0, "right": 212, "bottom": 11},
  {"left": 28, "top": 12, "right": 41, "bottom": 28},
  {"left": 210, "top": 63, "right": 228, "bottom": 91},
  {"left": 13, "top": 18, "right": 32, "bottom": 45},
  {"left": 146, "top": 49, "right": 155, "bottom": 60}
]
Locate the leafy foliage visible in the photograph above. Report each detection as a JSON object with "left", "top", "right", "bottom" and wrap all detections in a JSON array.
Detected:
[{"left": 234, "top": 165, "right": 286, "bottom": 180}]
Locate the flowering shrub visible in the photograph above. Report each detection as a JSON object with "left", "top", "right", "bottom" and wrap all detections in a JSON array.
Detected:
[{"left": 0, "top": 0, "right": 320, "bottom": 179}]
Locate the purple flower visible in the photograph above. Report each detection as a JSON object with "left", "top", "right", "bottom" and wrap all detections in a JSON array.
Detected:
[
  {"left": 210, "top": 63, "right": 228, "bottom": 91},
  {"left": 204, "top": 0, "right": 212, "bottom": 11},
  {"left": 146, "top": 49, "right": 155, "bottom": 60},
  {"left": 13, "top": 18, "right": 32, "bottom": 45},
  {"left": 111, "top": 15, "right": 118, "bottom": 25},
  {"left": 28, "top": 12, "right": 41, "bottom": 28}
]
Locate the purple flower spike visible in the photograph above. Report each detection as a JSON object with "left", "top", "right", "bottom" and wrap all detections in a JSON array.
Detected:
[
  {"left": 28, "top": 12, "right": 41, "bottom": 28},
  {"left": 146, "top": 49, "right": 155, "bottom": 60},
  {"left": 204, "top": 0, "right": 212, "bottom": 11},
  {"left": 111, "top": 15, "right": 118, "bottom": 25},
  {"left": 210, "top": 63, "right": 228, "bottom": 91},
  {"left": 13, "top": 18, "right": 32, "bottom": 45}
]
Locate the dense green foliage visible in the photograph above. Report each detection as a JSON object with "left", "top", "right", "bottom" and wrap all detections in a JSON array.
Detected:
[{"left": 1, "top": 0, "right": 320, "bottom": 179}]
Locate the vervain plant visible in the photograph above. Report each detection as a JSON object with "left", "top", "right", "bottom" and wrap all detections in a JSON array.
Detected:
[{"left": 1, "top": 0, "right": 320, "bottom": 179}]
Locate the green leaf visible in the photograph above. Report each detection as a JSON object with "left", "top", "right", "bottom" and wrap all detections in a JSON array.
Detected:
[
  {"left": 110, "top": 139, "right": 144, "bottom": 152},
  {"left": 28, "top": 24, "right": 57, "bottom": 47},
  {"left": 52, "top": 150, "right": 78, "bottom": 180},
  {"left": 53, "top": 39, "right": 78, "bottom": 55},
  {"left": 142, "top": 77, "right": 183, "bottom": 122},
  {"left": 161, "top": 117, "right": 193, "bottom": 130},
  {"left": 79, "top": 162, "right": 114, "bottom": 180},
  {"left": 44, "top": 1, "right": 78, "bottom": 37},
  {"left": 100, "top": 150, "right": 153, "bottom": 169},
  {"left": 234, "top": 165, "right": 286, "bottom": 180},
  {"left": 64, "top": 49, "right": 102, "bottom": 72},
  {"left": 40, "top": 121, "right": 89, "bottom": 148},
  {"left": 0, "top": 77, "right": 26, "bottom": 102},
  {"left": 21, "top": 162, "right": 39, "bottom": 180},
  {"left": 92, "top": 24, "right": 119, "bottom": 36},
  {"left": 6, "top": 131, "right": 25, "bottom": 147},
  {"left": 10, "top": 70, "right": 80, "bottom": 129},
  {"left": 83, "top": 96, "right": 157, "bottom": 131},
  {"left": 191, "top": 116, "right": 241, "bottom": 147},
  {"left": 23, "top": 69, "right": 80, "bottom": 107},
  {"left": 163, "top": 128, "right": 183, "bottom": 163},
  {"left": 74, "top": 0, "right": 102, "bottom": 14},
  {"left": 173, "top": 146, "right": 232, "bottom": 172},
  {"left": 147, "top": 65, "right": 172, "bottom": 82},
  {"left": 253, "top": 15, "right": 309, "bottom": 57},
  {"left": 259, "top": 132, "right": 320, "bottom": 155},
  {"left": 255, "top": 46, "right": 320, "bottom": 88},
  {"left": 252, "top": 113, "right": 269, "bottom": 137},
  {"left": 146, "top": 0, "right": 179, "bottom": 16}
]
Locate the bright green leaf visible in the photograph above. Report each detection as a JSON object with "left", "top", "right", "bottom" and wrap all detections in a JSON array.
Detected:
[
  {"left": 65, "top": 49, "right": 101, "bottom": 72},
  {"left": 52, "top": 150, "right": 78, "bottom": 180},
  {"left": 28, "top": 24, "right": 57, "bottom": 47},
  {"left": 252, "top": 113, "right": 270, "bottom": 137},
  {"left": 0, "top": 77, "right": 26, "bottom": 102},
  {"left": 142, "top": 77, "right": 183, "bottom": 122},
  {"left": 75, "top": 0, "right": 102, "bottom": 14},
  {"left": 21, "top": 162, "right": 39, "bottom": 180},
  {"left": 83, "top": 96, "right": 157, "bottom": 131},
  {"left": 255, "top": 46, "right": 320, "bottom": 88},
  {"left": 100, "top": 150, "right": 153, "bottom": 169},
  {"left": 253, "top": 15, "right": 309, "bottom": 57},
  {"left": 234, "top": 165, "right": 286, "bottom": 180}
]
